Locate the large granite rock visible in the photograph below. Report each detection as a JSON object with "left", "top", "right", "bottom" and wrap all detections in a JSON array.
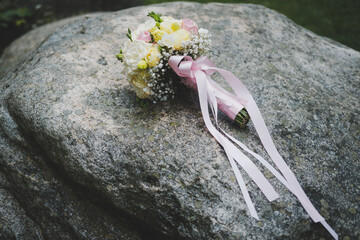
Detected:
[{"left": 0, "top": 2, "right": 359, "bottom": 239}]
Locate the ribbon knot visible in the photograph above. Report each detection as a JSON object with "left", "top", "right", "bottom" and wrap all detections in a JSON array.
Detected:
[
  {"left": 169, "top": 56, "right": 216, "bottom": 80},
  {"left": 168, "top": 55, "right": 338, "bottom": 240}
]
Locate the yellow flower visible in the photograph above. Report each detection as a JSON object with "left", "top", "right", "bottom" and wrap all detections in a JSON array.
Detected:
[
  {"left": 137, "top": 60, "right": 148, "bottom": 69},
  {"left": 171, "top": 22, "right": 180, "bottom": 32},
  {"left": 150, "top": 27, "right": 165, "bottom": 42},
  {"left": 130, "top": 70, "right": 151, "bottom": 99},
  {"left": 145, "top": 47, "right": 160, "bottom": 67},
  {"left": 160, "top": 22, "right": 180, "bottom": 34},
  {"left": 160, "top": 22, "right": 171, "bottom": 34}
]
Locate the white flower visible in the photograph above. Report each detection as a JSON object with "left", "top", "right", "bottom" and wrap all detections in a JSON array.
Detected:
[
  {"left": 122, "top": 40, "right": 152, "bottom": 70},
  {"left": 160, "top": 29, "right": 191, "bottom": 50},
  {"left": 133, "top": 19, "right": 156, "bottom": 39}
]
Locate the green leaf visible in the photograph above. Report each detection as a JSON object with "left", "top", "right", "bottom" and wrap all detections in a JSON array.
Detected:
[
  {"left": 126, "top": 28, "right": 132, "bottom": 41},
  {"left": 149, "top": 32, "right": 155, "bottom": 43},
  {"left": 116, "top": 49, "right": 123, "bottom": 62},
  {"left": 147, "top": 11, "right": 163, "bottom": 23}
]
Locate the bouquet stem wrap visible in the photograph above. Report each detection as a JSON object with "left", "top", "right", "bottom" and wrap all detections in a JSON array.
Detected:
[
  {"left": 179, "top": 61, "right": 249, "bottom": 126},
  {"left": 169, "top": 55, "right": 338, "bottom": 240}
]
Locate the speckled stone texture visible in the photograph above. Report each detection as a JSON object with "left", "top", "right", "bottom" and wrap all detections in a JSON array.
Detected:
[
  {"left": 0, "top": 14, "right": 101, "bottom": 78},
  {"left": 0, "top": 2, "right": 359, "bottom": 239}
]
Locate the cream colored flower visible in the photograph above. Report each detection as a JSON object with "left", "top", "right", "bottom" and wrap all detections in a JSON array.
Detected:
[
  {"left": 150, "top": 27, "right": 165, "bottom": 42},
  {"left": 145, "top": 46, "right": 160, "bottom": 67},
  {"left": 161, "top": 29, "right": 190, "bottom": 50},
  {"left": 160, "top": 21, "right": 172, "bottom": 34},
  {"left": 130, "top": 70, "right": 151, "bottom": 99},
  {"left": 160, "top": 21, "right": 180, "bottom": 34},
  {"left": 122, "top": 40, "right": 152, "bottom": 70}
]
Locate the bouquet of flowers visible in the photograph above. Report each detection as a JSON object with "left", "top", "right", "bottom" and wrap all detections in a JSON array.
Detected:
[
  {"left": 116, "top": 12, "right": 337, "bottom": 239},
  {"left": 117, "top": 12, "right": 210, "bottom": 101},
  {"left": 117, "top": 12, "right": 249, "bottom": 127}
]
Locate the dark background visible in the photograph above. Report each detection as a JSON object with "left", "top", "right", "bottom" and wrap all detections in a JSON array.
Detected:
[{"left": 1, "top": 0, "right": 359, "bottom": 56}]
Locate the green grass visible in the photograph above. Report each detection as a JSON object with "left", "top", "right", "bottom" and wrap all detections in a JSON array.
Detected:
[{"left": 144, "top": 0, "right": 360, "bottom": 51}]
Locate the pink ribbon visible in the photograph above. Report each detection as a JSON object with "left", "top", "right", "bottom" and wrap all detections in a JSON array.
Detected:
[{"left": 169, "top": 55, "right": 338, "bottom": 239}]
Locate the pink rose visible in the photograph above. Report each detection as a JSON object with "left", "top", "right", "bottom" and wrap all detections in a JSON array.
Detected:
[
  {"left": 181, "top": 18, "right": 198, "bottom": 34},
  {"left": 137, "top": 30, "right": 151, "bottom": 42}
]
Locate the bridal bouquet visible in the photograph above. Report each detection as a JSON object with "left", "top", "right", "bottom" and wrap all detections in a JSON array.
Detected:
[
  {"left": 117, "top": 11, "right": 211, "bottom": 101},
  {"left": 116, "top": 12, "right": 337, "bottom": 239},
  {"left": 117, "top": 12, "right": 249, "bottom": 127}
]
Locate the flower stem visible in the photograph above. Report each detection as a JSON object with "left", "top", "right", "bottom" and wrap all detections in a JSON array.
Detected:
[{"left": 235, "top": 108, "right": 250, "bottom": 128}]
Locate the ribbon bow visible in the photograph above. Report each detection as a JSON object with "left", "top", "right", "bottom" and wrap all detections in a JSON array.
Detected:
[{"left": 169, "top": 55, "right": 338, "bottom": 239}]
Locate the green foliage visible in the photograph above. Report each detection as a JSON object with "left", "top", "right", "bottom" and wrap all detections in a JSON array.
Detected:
[
  {"left": 126, "top": 28, "right": 132, "bottom": 41},
  {"left": 0, "top": 7, "right": 32, "bottom": 28},
  {"left": 147, "top": 11, "right": 163, "bottom": 23},
  {"left": 116, "top": 49, "right": 123, "bottom": 62},
  {"left": 150, "top": 32, "right": 155, "bottom": 43},
  {"left": 0, "top": 1, "right": 58, "bottom": 55}
]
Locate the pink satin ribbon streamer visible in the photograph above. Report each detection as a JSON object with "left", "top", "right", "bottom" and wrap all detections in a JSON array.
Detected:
[{"left": 169, "top": 55, "right": 338, "bottom": 239}]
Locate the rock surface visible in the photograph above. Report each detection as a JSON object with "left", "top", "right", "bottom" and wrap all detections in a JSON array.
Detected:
[
  {"left": 0, "top": 2, "right": 359, "bottom": 239},
  {"left": 0, "top": 15, "right": 99, "bottom": 78}
]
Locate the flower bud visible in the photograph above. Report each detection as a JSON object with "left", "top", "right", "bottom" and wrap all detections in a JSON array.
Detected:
[{"left": 137, "top": 60, "right": 148, "bottom": 69}]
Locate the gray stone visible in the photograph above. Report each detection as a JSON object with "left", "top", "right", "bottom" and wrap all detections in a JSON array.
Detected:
[
  {"left": 0, "top": 117, "right": 142, "bottom": 239},
  {"left": 0, "top": 14, "right": 102, "bottom": 78},
  {"left": 0, "top": 18, "right": 69, "bottom": 78},
  {"left": 0, "top": 2, "right": 359, "bottom": 239}
]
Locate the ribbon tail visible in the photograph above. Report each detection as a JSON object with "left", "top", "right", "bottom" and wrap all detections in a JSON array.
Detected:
[
  {"left": 204, "top": 72, "right": 290, "bottom": 195},
  {"left": 225, "top": 142, "right": 279, "bottom": 202},
  {"left": 193, "top": 70, "right": 258, "bottom": 219},
  {"left": 224, "top": 128, "right": 339, "bottom": 240},
  {"left": 221, "top": 130, "right": 291, "bottom": 191},
  {"left": 226, "top": 149, "right": 259, "bottom": 220},
  {"left": 213, "top": 67, "right": 324, "bottom": 221},
  {"left": 194, "top": 70, "right": 279, "bottom": 217},
  {"left": 169, "top": 56, "right": 337, "bottom": 239},
  {"left": 206, "top": 76, "right": 219, "bottom": 125},
  {"left": 244, "top": 87, "right": 325, "bottom": 222},
  {"left": 321, "top": 220, "right": 338, "bottom": 240},
  {"left": 210, "top": 66, "right": 338, "bottom": 239}
]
